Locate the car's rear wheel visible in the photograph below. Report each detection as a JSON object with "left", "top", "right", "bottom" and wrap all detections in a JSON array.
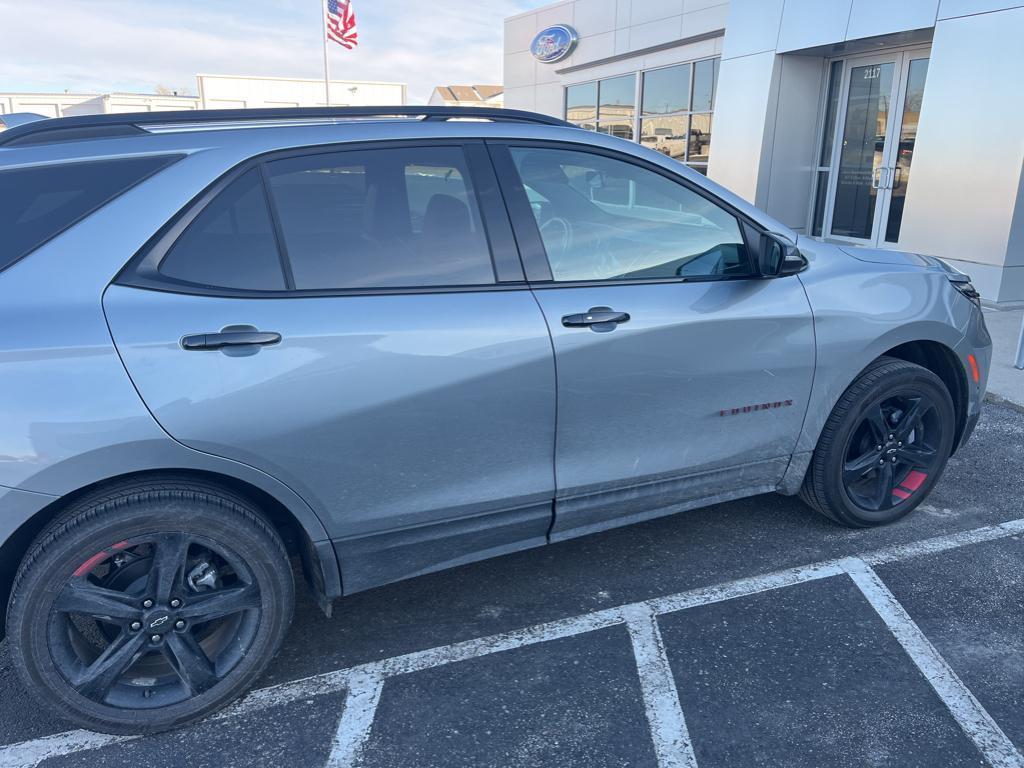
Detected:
[
  {"left": 7, "top": 477, "right": 294, "bottom": 734},
  {"left": 800, "top": 357, "right": 956, "bottom": 527}
]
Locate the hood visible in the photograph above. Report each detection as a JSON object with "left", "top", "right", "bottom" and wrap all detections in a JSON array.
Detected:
[
  {"left": 800, "top": 239, "right": 969, "bottom": 278},
  {"left": 836, "top": 245, "right": 934, "bottom": 267}
]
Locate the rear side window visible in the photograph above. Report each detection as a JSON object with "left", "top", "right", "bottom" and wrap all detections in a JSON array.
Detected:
[
  {"left": 264, "top": 146, "right": 495, "bottom": 290},
  {"left": 158, "top": 168, "right": 286, "bottom": 290},
  {"left": 0, "top": 154, "right": 179, "bottom": 273}
]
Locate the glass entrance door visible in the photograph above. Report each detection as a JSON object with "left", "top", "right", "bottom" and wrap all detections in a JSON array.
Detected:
[
  {"left": 821, "top": 49, "right": 930, "bottom": 247},
  {"left": 879, "top": 56, "right": 929, "bottom": 243}
]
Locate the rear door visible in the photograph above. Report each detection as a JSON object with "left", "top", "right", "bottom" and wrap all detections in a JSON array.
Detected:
[
  {"left": 104, "top": 141, "right": 556, "bottom": 593},
  {"left": 490, "top": 142, "right": 815, "bottom": 540}
]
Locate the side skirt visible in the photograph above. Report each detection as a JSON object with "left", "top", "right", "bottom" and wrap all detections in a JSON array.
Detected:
[
  {"left": 331, "top": 502, "right": 553, "bottom": 595},
  {"left": 330, "top": 457, "right": 794, "bottom": 596},
  {"left": 551, "top": 457, "right": 791, "bottom": 542}
]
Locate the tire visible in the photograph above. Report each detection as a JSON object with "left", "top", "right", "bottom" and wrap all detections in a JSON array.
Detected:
[
  {"left": 800, "top": 356, "right": 956, "bottom": 528},
  {"left": 7, "top": 476, "right": 294, "bottom": 734}
]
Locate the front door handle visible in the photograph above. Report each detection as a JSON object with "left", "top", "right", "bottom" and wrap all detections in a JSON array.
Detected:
[
  {"left": 562, "top": 307, "right": 631, "bottom": 331},
  {"left": 181, "top": 330, "right": 282, "bottom": 351}
]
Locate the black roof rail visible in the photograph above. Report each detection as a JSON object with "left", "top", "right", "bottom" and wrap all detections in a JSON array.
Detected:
[{"left": 0, "top": 106, "right": 574, "bottom": 147}]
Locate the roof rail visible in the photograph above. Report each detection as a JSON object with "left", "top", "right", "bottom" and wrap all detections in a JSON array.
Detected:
[{"left": 0, "top": 106, "right": 574, "bottom": 147}]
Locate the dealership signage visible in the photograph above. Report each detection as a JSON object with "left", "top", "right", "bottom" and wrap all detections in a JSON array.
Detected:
[{"left": 530, "top": 25, "right": 578, "bottom": 63}]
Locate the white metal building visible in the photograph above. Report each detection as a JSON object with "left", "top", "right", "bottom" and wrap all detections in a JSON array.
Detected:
[
  {"left": 0, "top": 92, "right": 198, "bottom": 117},
  {"left": 504, "top": 0, "right": 1024, "bottom": 306},
  {"left": 0, "top": 75, "right": 406, "bottom": 119},
  {"left": 196, "top": 74, "right": 406, "bottom": 109}
]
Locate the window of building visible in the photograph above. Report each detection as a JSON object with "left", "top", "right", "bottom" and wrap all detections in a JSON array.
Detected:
[
  {"left": 565, "top": 82, "right": 597, "bottom": 129},
  {"left": 565, "top": 57, "right": 719, "bottom": 173},
  {"left": 567, "top": 75, "right": 636, "bottom": 138},
  {"left": 510, "top": 146, "right": 751, "bottom": 282},
  {"left": 265, "top": 146, "right": 495, "bottom": 290}
]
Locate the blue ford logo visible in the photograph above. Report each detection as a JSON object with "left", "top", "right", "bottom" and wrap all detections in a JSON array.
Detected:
[{"left": 530, "top": 25, "right": 578, "bottom": 63}]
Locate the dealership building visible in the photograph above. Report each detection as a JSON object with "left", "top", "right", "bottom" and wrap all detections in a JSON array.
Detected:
[{"left": 504, "top": 0, "right": 1024, "bottom": 305}]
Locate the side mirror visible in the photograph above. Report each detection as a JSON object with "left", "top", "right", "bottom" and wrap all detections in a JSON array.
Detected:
[{"left": 759, "top": 234, "right": 806, "bottom": 277}]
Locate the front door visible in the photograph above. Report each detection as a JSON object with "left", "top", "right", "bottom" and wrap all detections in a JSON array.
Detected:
[
  {"left": 492, "top": 143, "right": 816, "bottom": 541},
  {"left": 104, "top": 142, "right": 557, "bottom": 593},
  {"left": 823, "top": 49, "right": 930, "bottom": 247}
]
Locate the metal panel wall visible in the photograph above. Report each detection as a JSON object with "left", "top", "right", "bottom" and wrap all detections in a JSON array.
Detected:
[{"left": 896, "top": 6, "right": 1024, "bottom": 304}]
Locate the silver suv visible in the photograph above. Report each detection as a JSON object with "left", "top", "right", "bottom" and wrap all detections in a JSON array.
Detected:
[{"left": 0, "top": 107, "right": 991, "bottom": 734}]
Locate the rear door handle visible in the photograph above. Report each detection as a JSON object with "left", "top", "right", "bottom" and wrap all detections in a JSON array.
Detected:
[
  {"left": 561, "top": 307, "right": 631, "bottom": 329},
  {"left": 181, "top": 330, "right": 282, "bottom": 351}
]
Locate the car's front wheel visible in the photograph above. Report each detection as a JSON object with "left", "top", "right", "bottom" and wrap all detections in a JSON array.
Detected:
[
  {"left": 800, "top": 356, "right": 956, "bottom": 527},
  {"left": 7, "top": 477, "right": 294, "bottom": 734}
]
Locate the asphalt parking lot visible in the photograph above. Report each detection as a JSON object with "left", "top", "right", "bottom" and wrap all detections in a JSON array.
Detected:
[{"left": 2, "top": 401, "right": 1023, "bottom": 768}]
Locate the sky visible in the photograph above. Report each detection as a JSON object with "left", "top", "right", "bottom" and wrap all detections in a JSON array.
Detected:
[{"left": 0, "top": 0, "right": 550, "bottom": 103}]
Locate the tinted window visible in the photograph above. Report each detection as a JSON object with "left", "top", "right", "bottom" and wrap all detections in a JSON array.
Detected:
[
  {"left": 159, "top": 168, "right": 286, "bottom": 290},
  {"left": 0, "top": 154, "right": 179, "bottom": 273},
  {"left": 597, "top": 75, "right": 636, "bottom": 140},
  {"left": 510, "top": 147, "right": 751, "bottom": 282},
  {"left": 265, "top": 146, "right": 494, "bottom": 290},
  {"left": 566, "top": 82, "right": 597, "bottom": 127},
  {"left": 692, "top": 58, "right": 718, "bottom": 112},
  {"left": 642, "top": 64, "right": 691, "bottom": 115}
]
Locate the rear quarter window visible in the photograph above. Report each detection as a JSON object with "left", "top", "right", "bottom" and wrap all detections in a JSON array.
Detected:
[{"left": 0, "top": 154, "right": 181, "bottom": 273}]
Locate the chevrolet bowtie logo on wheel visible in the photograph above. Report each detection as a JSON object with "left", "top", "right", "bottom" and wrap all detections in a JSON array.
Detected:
[{"left": 148, "top": 616, "right": 170, "bottom": 629}]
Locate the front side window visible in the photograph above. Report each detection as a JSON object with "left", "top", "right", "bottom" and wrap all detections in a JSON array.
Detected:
[
  {"left": 510, "top": 147, "right": 751, "bottom": 282},
  {"left": 265, "top": 146, "right": 495, "bottom": 290}
]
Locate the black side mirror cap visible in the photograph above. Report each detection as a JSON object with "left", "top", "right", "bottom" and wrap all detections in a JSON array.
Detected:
[
  {"left": 779, "top": 249, "right": 808, "bottom": 276},
  {"left": 759, "top": 233, "right": 807, "bottom": 277}
]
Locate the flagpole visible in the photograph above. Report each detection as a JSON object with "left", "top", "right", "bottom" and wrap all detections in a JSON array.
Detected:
[{"left": 320, "top": 0, "right": 331, "bottom": 105}]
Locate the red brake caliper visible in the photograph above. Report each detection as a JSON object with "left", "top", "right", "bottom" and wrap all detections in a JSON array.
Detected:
[
  {"left": 72, "top": 541, "right": 131, "bottom": 577},
  {"left": 892, "top": 470, "right": 928, "bottom": 502}
]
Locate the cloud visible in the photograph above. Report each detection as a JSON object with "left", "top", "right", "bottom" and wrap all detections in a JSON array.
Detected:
[{"left": 0, "top": 0, "right": 545, "bottom": 102}]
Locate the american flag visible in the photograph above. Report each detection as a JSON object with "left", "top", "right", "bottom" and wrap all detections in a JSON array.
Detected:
[{"left": 325, "top": 0, "right": 358, "bottom": 49}]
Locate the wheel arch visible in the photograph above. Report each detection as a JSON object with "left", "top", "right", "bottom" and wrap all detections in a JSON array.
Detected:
[
  {"left": 880, "top": 339, "right": 969, "bottom": 454},
  {"left": 783, "top": 334, "right": 970, "bottom": 495},
  {"left": 0, "top": 468, "right": 341, "bottom": 640}
]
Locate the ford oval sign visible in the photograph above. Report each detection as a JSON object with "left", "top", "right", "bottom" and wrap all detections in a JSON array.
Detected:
[{"left": 530, "top": 25, "right": 578, "bottom": 63}]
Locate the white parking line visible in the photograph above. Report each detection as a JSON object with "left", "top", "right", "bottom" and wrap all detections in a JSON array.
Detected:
[
  {"left": 3, "top": 516, "right": 1024, "bottom": 768},
  {"left": 623, "top": 603, "right": 698, "bottom": 768},
  {"left": 0, "top": 730, "right": 137, "bottom": 768},
  {"left": 844, "top": 558, "right": 1024, "bottom": 768},
  {"left": 325, "top": 671, "right": 384, "bottom": 768}
]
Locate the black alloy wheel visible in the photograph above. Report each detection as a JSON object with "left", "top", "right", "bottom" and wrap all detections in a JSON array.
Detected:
[
  {"left": 841, "top": 392, "right": 944, "bottom": 512},
  {"left": 48, "top": 531, "right": 262, "bottom": 709},
  {"left": 8, "top": 477, "right": 294, "bottom": 734},
  {"left": 800, "top": 356, "right": 957, "bottom": 527}
]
